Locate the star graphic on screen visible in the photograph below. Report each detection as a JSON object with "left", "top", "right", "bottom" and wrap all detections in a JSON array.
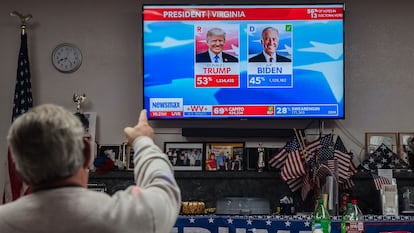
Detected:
[
  {"left": 298, "top": 41, "right": 343, "bottom": 60},
  {"left": 227, "top": 218, "right": 233, "bottom": 224},
  {"left": 246, "top": 219, "right": 253, "bottom": 225},
  {"left": 295, "top": 60, "right": 343, "bottom": 103},
  {"left": 147, "top": 36, "right": 193, "bottom": 49},
  {"left": 266, "top": 219, "right": 272, "bottom": 226},
  {"left": 223, "top": 44, "right": 240, "bottom": 57},
  {"left": 304, "top": 221, "right": 311, "bottom": 227},
  {"left": 208, "top": 217, "right": 214, "bottom": 223},
  {"left": 285, "top": 220, "right": 291, "bottom": 227},
  {"left": 278, "top": 44, "right": 292, "bottom": 56}
]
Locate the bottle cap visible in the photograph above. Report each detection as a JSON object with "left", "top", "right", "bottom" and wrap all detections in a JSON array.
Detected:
[{"left": 351, "top": 199, "right": 358, "bottom": 205}]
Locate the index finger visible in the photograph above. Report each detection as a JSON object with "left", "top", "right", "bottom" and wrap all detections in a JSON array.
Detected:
[{"left": 139, "top": 109, "right": 148, "bottom": 124}]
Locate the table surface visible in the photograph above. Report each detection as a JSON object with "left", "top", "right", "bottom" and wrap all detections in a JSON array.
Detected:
[{"left": 173, "top": 215, "right": 414, "bottom": 233}]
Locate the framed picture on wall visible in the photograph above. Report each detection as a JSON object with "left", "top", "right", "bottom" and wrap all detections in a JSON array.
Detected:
[
  {"left": 398, "top": 132, "right": 414, "bottom": 162},
  {"left": 164, "top": 142, "right": 204, "bottom": 171},
  {"left": 205, "top": 142, "right": 245, "bottom": 171},
  {"left": 365, "top": 132, "right": 398, "bottom": 155}
]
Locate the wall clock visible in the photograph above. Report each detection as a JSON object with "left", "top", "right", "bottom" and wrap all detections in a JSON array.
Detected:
[{"left": 51, "top": 43, "right": 82, "bottom": 73}]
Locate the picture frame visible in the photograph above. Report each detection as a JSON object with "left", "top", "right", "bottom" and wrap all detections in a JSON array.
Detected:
[
  {"left": 365, "top": 132, "right": 398, "bottom": 155},
  {"left": 74, "top": 112, "right": 97, "bottom": 169},
  {"left": 98, "top": 144, "right": 122, "bottom": 170},
  {"left": 245, "top": 147, "right": 260, "bottom": 171},
  {"left": 398, "top": 132, "right": 414, "bottom": 161},
  {"left": 205, "top": 142, "right": 245, "bottom": 171},
  {"left": 126, "top": 146, "right": 135, "bottom": 171},
  {"left": 164, "top": 142, "right": 204, "bottom": 171},
  {"left": 245, "top": 146, "right": 285, "bottom": 171}
]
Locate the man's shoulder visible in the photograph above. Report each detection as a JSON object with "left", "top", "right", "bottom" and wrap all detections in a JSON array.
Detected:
[
  {"left": 249, "top": 53, "right": 265, "bottom": 62},
  {"left": 222, "top": 52, "right": 238, "bottom": 62},
  {"left": 196, "top": 51, "right": 210, "bottom": 62},
  {"left": 276, "top": 54, "right": 291, "bottom": 62}
]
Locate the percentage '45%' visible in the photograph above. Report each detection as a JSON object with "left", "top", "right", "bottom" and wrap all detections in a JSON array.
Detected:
[{"left": 249, "top": 77, "right": 265, "bottom": 85}]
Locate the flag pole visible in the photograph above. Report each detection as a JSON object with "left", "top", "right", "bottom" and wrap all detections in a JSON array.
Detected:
[{"left": 10, "top": 11, "right": 32, "bottom": 35}]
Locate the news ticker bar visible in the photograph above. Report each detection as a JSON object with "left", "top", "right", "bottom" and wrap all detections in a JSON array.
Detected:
[{"left": 149, "top": 104, "right": 339, "bottom": 118}]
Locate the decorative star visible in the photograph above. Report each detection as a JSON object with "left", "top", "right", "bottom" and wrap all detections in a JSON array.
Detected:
[
  {"left": 208, "top": 217, "right": 214, "bottom": 223},
  {"left": 304, "top": 221, "right": 311, "bottom": 227},
  {"left": 227, "top": 218, "right": 233, "bottom": 224},
  {"left": 285, "top": 221, "right": 291, "bottom": 227},
  {"left": 189, "top": 217, "right": 195, "bottom": 223},
  {"left": 246, "top": 219, "right": 253, "bottom": 225},
  {"left": 266, "top": 220, "right": 272, "bottom": 226}
]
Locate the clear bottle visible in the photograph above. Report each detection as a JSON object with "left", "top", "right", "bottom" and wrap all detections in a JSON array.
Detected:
[
  {"left": 312, "top": 199, "right": 331, "bottom": 233},
  {"left": 341, "top": 202, "right": 353, "bottom": 233},
  {"left": 345, "top": 200, "right": 365, "bottom": 233}
]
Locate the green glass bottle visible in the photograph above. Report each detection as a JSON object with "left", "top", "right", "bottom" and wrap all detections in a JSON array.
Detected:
[
  {"left": 341, "top": 203, "right": 353, "bottom": 233},
  {"left": 312, "top": 199, "right": 331, "bottom": 233}
]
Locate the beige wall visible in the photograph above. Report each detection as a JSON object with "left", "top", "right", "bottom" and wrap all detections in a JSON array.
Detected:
[{"left": 2, "top": 0, "right": 414, "bottom": 194}]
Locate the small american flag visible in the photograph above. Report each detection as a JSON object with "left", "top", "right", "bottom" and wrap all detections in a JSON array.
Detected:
[
  {"left": 301, "top": 172, "right": 312, "bottom": 200},
  {"left": 281, "top": 137, "right": 306, "bottom": 181},
  {"left": 268, "top": 145, "right": 287, "bottom": 169},
  {"left": 333, "top": 136, "right": 352, "bottom": 182},
  {"left": 372, "top": 173, "right": 391, "bottom": 191},
  {"left": 286, "top": 177, "right": 303, "bottom": 192},
  {"left": 3, "top": 32, "right": 33, "bottom": 203}
]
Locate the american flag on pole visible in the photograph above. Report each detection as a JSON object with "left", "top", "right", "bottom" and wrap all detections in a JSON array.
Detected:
[
  {"left": 305, "top": 134, "right": 333, "bottom": 158},
  {"left": 333, "top": 136, "right": 353, "bottom": 182},
  {"left": 3, "top": 32, "right": 33, "bottom": 203}
]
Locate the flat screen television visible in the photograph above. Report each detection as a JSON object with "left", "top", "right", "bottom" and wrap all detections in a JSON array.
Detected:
[{"left": 143, "top": 4, "right": 345, "bottom": 120}]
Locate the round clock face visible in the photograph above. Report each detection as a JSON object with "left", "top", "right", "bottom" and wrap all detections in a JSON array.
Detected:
[{"left": 52, "top": 43, "right": 82, "bottom": 73}]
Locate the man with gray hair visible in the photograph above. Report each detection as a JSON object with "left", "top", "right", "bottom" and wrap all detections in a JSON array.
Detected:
[{"left": 0, "top": 104, "right": 181, "bottom": 233}]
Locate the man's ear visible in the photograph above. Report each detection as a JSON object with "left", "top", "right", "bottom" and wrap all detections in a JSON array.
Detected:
[{"left": 82, "top": 138, "right": 92, "bottom": 169}]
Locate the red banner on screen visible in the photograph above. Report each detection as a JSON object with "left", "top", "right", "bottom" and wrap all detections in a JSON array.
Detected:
[
  {"left": 195, "top": 75, "right": 239, "bottom": 88},
  {"left": 212, "top": 105, "right": 274, "bottom": 116},
  {"left": 150, "top": 111, "right": 183, "bottom": 117},
  {"left": 144, "top": 7, "right": 343, "bottom": 21}
]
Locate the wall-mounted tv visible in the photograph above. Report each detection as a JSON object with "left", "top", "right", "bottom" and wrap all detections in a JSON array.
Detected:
[{"left": 143, "top": 4, "right": 345, "bottom": 120}]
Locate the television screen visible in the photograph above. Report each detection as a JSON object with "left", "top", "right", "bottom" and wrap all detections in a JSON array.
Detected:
[{"left": 143, "top": 4, "right": 345, "bottom": 119}]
